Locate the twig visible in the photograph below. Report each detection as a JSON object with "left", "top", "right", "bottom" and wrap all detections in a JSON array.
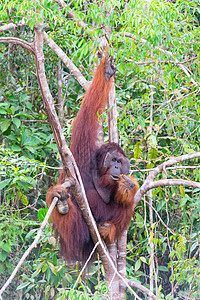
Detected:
[
  {"left": 134, "top": 152, "right": 200, "bottom": 207},
  {"left": 125, "top": 32, "right": 199, "bottom": 87},
  {"left": 43, "top": 32, "right": 90, "bottom": 91},
  {"left": 143, "top": 198, "right": 174, "bottom": 235},
  {"left": 0, "top": 197, "right": 58, "bottom": 298},
  {"left": 188, "top": 257, "right": 200, "bottom": 298},
  {"left": 131, "top": 165, "right": 200, "bottom": 174},
  {"left": 72, "top": 242, "right": 100, "bottom": 290},
  {"left": 0, "top": 37, "right": 35, "bottom": 54},
  {"left": 127, "top": 279, "right": 160, "bottom": 300},
  {"left": 53, "top": 0, "right": 97, "bottom": 41}
]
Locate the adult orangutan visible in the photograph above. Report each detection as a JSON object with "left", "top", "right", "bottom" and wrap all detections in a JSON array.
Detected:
[{"left": 46, "top": 50, "right": 139, "bottom": 263}]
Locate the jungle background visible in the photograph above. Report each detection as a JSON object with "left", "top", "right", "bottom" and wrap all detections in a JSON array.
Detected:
[{"left": 0, "top": 0, "right": 200, "bottom": 299}]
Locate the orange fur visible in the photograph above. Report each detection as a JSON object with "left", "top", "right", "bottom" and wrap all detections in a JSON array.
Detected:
[
  {"left": 98, "top": 175, "right": 139, "bottom": 243},
  {"left": 115, "top": 175, "right": 139, "bottom": 207},
  {"left": 70, "top": 52, "right": 113, "bottom": 170},
  {"left": 46, "top": 52, "right": 139, "bottom": 263},
  {"left": 46, "top": 185, "right": 91, "bottom": 262}
]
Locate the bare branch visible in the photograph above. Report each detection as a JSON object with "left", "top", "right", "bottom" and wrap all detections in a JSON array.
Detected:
[
  {"left": 73, "top": 242, "right": 100, "bottom": 289},
  {"left": 134, "top": 152, "right": 200, "bottom": 207},
  {"left": 0, "top": 36, "right": 35, "bottom": 54},
  {"left": 53, "top": 0, "right": 97, "bottom": 41},
  {"left": 131, "top": 164, "right": 200, "bottom": 174},
  {"left": 43, "top": 32, "right": 89, "bottom": 91},
  {"left": 0, "top": 20, "right": 26, "bottom": 32},
  {"left": 127, "top": 279, "right": 160, "bottom": 300},
  {"left": 0, "top": 23, "right": 16, "bottom": 32},
  {"left": 125, "top": 32, "right": 199, "bottom": 87},
  {"left": 57, "top": 60, "right": 64, "bottom": 126},
  {"left": 0, "top": 23, "right": 89, "bottom": 90},
  {"left": 146, "top": 152, "right": 200, "bottom": 182},
  {"left": 137, "top": 179, "right": 200, "bottom": 203},
  {"left": 107, "top": 80, "right": 119, "bottom": 143},
  {"left": 0, "top": 197, "right": 58, "bottom": 298}
]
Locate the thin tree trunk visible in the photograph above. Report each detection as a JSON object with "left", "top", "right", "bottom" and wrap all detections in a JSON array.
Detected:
[
  {"left": 57, "top": 60, "right": 64, "bottom": 127},
  {"left": 148, "top": 56, "right": 155, "bottom": 298}
]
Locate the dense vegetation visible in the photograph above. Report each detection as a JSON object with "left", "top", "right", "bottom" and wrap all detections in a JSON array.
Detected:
[{"left": 0, "top": 0, "right": 200, "bottom": 299}]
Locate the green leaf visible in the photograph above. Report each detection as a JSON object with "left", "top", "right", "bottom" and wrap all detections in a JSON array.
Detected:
[
  {"left": 158, "top": 266, "right": 168, "bottom": 272},
  {"left": 11, "top": 145, "right": 21, "bottom": 152},
  {"left": 24, "top": 283, "right": 35, "bottom": 293},
  {"left": 179, "top": 186, "right": 185, "bottom": 197},
  {"left": 1, "top": 119, "right": 11, "bottom": 132},
  {"left": 135, "top": 212, "right": 144, "bottom": 228},
  {"left": 2, "top": 243, "right": 11, "bottom": 253},
  {"left": 16, "top": 282, "right": 31, "bottom": 290},
  {"left": 191, "top": 241, "right": 198, "bottom": 253},
  {"left": 24, "top": 137, "right": 41, "bottom": 146},
  {"left": 0, "top": 179, "right": 12, "bottom": 189},
  {"left": 139, "top": 117, "right": 145, "bottom": 129},
  {"left": 148, "top": 148, "right": 158, "bottom": 159},
  {"left": 7, "top": 134, "right": 18, "bottom": 141},
  {"left": 25, "top": 146, "right": 36, "bottom": 153},
  {"left": 19, "top": 193, "right": 29, "bottom": 206},
  {"left": 48, "top": 262, "right": 57, "bottom": 275},
  {"left": 140, "top": 256, "right": 147, "bottom": 264},
  {"left": 0, "top": 108, "right": 7, "bottom": 114},
  {"left": 20, "top": 131, "right": 27, "bottom": 146},
  {"left": 148, "top": 135, "right": 157, "bottom": 148},
  {"left": 0, "top": 250, "right": 8, "bottom": 262},
  {"left": 36, "top": 262, "right": 45, "bottom": 275},
  {"left": 25, "top": 229, "right": 38, "bottom": 240},
  {"left": 180, "top": 197, "right": 187, "bottom": 207},
  {"left": 134, "top": 142, "right": 142, "bottom": 159},
  {"left": 13, "top": 118, "right": 21, "bottom": 128},
  {"left": 10, "top": 106, "right": 15, "bottom": 115},
  {"left": 46, "top": 144, "right": 58, "bottom": 152},
  {"left": 135, "top": 259, "right": 141, "bottom": 271},
  {"left": 38, "top": 207, "right": 48, "bottom": 222}
]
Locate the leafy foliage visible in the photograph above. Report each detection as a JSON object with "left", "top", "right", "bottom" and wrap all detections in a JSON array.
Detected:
[{"left": 0, "top": 0, "right": 200, "bottom": 299}]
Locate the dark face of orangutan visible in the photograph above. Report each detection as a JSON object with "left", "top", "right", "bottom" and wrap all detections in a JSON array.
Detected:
[{"left": 103, "top": 150, "right": 130, "bottom": 181}]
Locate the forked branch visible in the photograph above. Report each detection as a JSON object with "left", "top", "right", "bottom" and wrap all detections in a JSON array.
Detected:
[{"left": 134, "top": 152, "right": 200, "bottom": 207}]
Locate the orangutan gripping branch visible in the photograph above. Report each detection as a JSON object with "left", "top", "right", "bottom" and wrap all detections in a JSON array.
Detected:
[{"left": 46, "top": 51, "right": 139, "bottom": 263}]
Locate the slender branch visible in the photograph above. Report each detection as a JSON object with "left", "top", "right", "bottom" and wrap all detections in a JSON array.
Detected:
[
  {"left": 73, "top": 242, "right": 100, "bottom": 290},
  {"left": 107, "top": 80, "right": 119, "bottom": 143},
  {"left": 125, "top": 32, "right": 199, "bottom": 87},
  {"left": 135, "top": 178, "right": 200, "bottom": 208},
  {"left": 43, "top": 32, "right": 89, "bottom": 91},
  {"left": 188, "top": 258, "right": 200, "bottom": 298},
  {"left": 131, "top": 165, "right": 200, "bottom": 174},
  {"left": 134, "top": 152, "right": 200, "bottom": 207},
  {"left": 53, "top": 0, "right": 97, "bottom": 41},
  {"left": 0, "top": 197, "right": 58, "bottom": 298},
  {"left": 127, "top": 57, "right": 198, "bottom": 66},
  {"left": 0, "top": 23, "right": 16, "bottom": 32},
  {"left": 0, "top": 36, "right": 35, "bottom": 54},
  {"left": 143, "top": 198, "right": 174, "bottom": 235},
  {"left": 127, "top": 280, "right": 160, "bottom": 300},
  {"left": 149, "top": 179, "right": 200, "bottom": 190},
  {"left": 57, "top": 60, "right": 64, "bottom": 126},
  {"left": 146, "top": 152, "right": 200, "bottom": 182},
  {"left": 0, "top": 22, "right": 89, "bottom": 90}
]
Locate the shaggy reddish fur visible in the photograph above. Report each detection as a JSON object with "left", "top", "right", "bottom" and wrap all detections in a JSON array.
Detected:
[{"left": 46, "top": 54, "right": 139, "bottom": 263}]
